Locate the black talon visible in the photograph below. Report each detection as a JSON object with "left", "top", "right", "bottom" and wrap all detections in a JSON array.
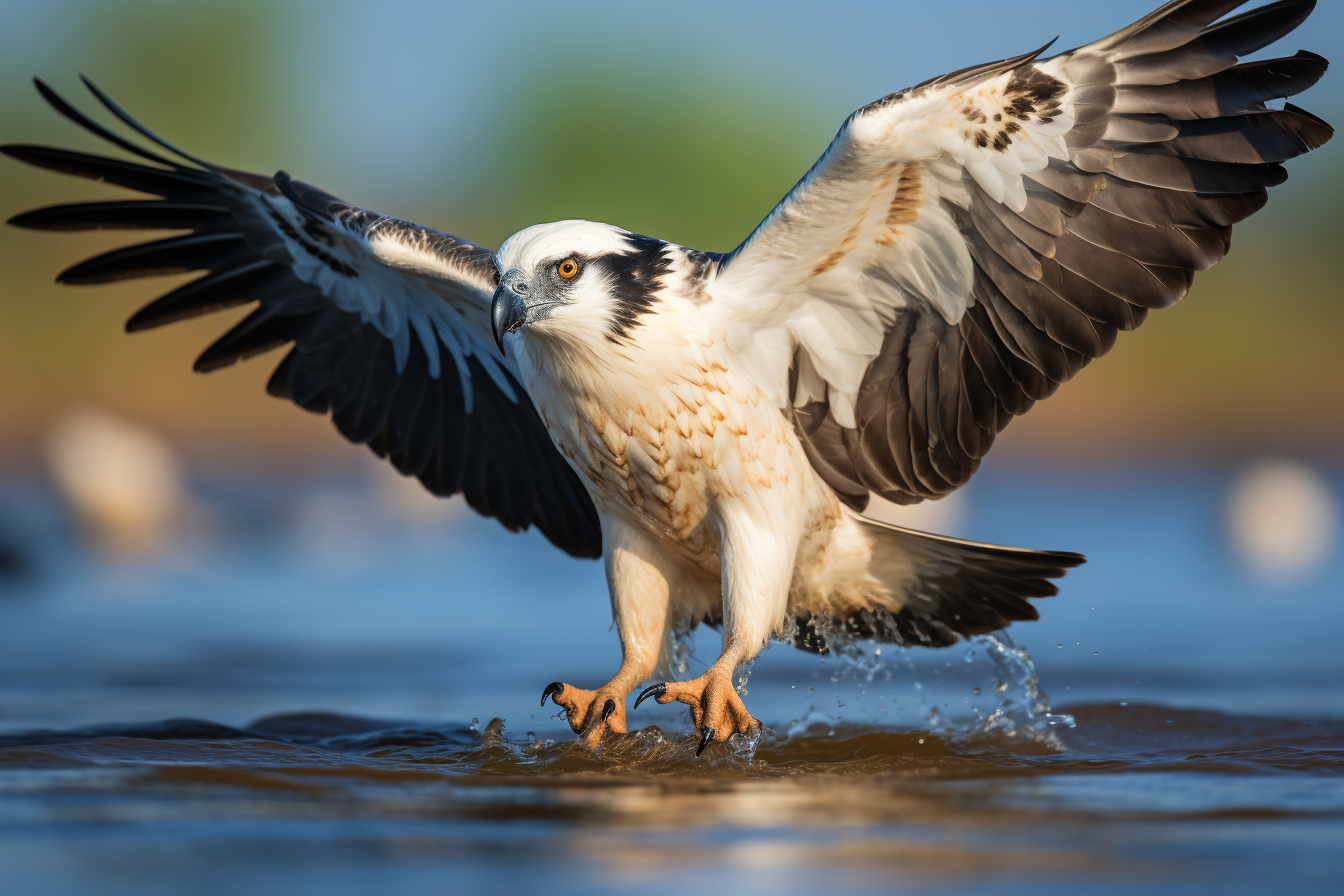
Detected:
[
  {"left": 541, "top": 681, "right": 564, "bottom": 707},
  {"left": 696, "top": 727, "right": 715, "bottom": 757},
  {"left": 601, "top": 698, "right": 616, "bottom": 722},
  {"left": 634, "top": 683, "right": 666, "bottom": 710}
]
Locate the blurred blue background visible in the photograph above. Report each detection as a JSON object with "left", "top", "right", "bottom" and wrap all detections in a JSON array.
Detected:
[{"left": 2, "top": 3, "right": 1343, "bottom": 895}]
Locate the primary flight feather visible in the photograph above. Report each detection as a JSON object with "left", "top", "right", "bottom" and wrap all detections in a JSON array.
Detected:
[{"left": 5, "top": 0, "right": 1331, "bottom": 751}]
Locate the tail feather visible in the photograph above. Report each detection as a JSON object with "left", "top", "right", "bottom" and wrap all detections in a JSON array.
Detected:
[{"left": 790, "top": 511, "right": 1083, "bottom": 654}]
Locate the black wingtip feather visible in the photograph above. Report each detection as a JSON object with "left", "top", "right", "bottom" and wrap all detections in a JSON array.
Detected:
[
  {"left": 1282, "top": 102, "right": 1336, "bottom": 140},
  {"left": 1199, "top": 0, "right": 1317, "bottom": 59},
  {"left": 0, "top": 143, "right": 214, "bottom": 195},
  {"left": 8, "top": 200, "right": 231, "bottom": 233},
  {"left": 125, "top": 259, "right": 276, "bottom": 331},
  {"left": 32, "top": 77, "right": 180, "bottom": 170},
  {"left": 55, "top": 232, "right": 249, "bottom": 285},
  {"left": 193, "top": 307, "right": 291, "bottom": 372},
  {"left": 77, "top": 74, "right": 217, "bottom": 170}
]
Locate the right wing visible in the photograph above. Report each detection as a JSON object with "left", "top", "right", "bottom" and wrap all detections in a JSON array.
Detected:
[{"left": 4, "top": 78, "right": 602, "bottom": 559}]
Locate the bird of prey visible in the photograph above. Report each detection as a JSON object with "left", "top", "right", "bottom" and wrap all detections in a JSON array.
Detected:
[{"left": 5, "top": 0, "right": 1331, "bottom": 753}]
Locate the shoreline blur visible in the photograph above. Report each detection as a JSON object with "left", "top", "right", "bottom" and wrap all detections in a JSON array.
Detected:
[{"left": 1, "top": 0, "right": 1341, "bottom": 468}]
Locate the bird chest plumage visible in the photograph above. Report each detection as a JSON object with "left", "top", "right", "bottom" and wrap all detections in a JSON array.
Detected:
[{"left": 516, "top": 311, "right": 813, "bottom": 570}]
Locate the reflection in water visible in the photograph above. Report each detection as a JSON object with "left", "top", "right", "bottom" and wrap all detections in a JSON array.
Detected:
[{"left": 2, "top": 706, "right": 1342, "bottom": 894}]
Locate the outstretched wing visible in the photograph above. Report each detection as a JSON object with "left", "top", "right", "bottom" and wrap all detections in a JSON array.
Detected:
[
  {"left": 708, "top": 0, "right": 1331, "bottom": 509},
  {"left": 4, "top": 78, "right": 601, "bottom": 558}
]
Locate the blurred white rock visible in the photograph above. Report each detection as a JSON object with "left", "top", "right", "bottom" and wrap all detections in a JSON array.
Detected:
[
  {"left": 46, "top": 407, "right": 186, "bottom": 556},
  {"left": 861, "top": 489, "right": 968, "bottom": 536},
  {"left": 1226, "top": 458, "right": 1338, "bottom": 584}
]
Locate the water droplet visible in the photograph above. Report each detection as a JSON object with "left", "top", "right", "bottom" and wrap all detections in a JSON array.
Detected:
[
  {"left": 972, "top": 687, "right": 981, "bottom": 696},
  {"left": 807, "top": 686, "right": 815, "bottom": 692},
  {"left": 1057, "top": 643, "right": 1063, "bottom": 649},
  {"left": 918, "top": 738, "right": 925, "bottom": 744},
  {"left": 827, "top": 730, "right": 835, "bottom": 737},
  {"left": 1094, "top": 651, "right": 1099, "bottom": 655}
]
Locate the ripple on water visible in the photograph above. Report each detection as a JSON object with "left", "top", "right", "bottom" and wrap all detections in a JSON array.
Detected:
[{"left": 2, "top": 705, "right": 1343, "bottom": 895}]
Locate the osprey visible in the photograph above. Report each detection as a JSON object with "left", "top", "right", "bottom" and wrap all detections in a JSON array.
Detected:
[{"left": 6, "top": 0, "right": 1331, "bottom": 752}]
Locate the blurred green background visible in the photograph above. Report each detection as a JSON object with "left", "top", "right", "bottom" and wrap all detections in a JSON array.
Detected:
[{"left": 1, "top": 0, "right": 1340, "bottom": 471}]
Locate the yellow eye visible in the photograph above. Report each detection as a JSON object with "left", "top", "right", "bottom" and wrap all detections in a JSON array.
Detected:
[{"left": 557, "top": 258, "right": 579, "bottom": 280}]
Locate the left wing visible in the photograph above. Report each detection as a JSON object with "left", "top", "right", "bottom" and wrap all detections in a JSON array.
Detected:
[
  {"left": 706, "top": 0, "right": 1331, "bottom": 510},
  {"left": 4, "top": 78, "right": 602, "bottom": 558}
]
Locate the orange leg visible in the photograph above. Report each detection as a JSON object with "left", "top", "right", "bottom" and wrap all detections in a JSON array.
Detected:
[
  {"left": 543, "top": 518, "right": 672, "bottom": 749},
  {"left": 635, "top": 507, "right": 792, "bottom": 755}
]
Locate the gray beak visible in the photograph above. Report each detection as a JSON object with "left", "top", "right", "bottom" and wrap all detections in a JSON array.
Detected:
[{"left": 491, "top": 284, "right": 526, "bottom": 356}]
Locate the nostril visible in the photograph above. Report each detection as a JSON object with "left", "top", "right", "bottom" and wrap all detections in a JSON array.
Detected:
[{"left": 513, "top": 281, "right": 529, "bottom": 294}]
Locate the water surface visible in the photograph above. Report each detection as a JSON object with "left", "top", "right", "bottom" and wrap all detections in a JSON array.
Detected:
[{"left": 1, "top": 466, "right": 1340, "bottom": 894}]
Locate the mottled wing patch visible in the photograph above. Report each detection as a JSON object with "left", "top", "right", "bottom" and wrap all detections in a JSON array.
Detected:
[{"left": 876, "top": 164, "right": 925, "bottom": 247}]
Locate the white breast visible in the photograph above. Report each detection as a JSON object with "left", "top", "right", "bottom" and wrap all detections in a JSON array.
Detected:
[{"left": 515, "top": 304, "right": 816, "bottom": 568}]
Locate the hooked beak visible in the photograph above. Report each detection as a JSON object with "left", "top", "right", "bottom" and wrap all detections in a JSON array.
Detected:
[{"left": 491, "top": 284, "right": 527, "bottom": 356}]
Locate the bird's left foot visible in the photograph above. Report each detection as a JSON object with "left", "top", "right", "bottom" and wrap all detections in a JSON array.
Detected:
[
  {"left": 634, "top": 667, "right": 759, "bottom": 756},
  {"left": 541, "top": 681, "right": 627, "bottom": 749}
]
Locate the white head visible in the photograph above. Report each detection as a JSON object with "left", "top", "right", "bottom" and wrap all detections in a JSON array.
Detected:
[{"left": 491, "top": 220, "right": 670, "bottom": 355}]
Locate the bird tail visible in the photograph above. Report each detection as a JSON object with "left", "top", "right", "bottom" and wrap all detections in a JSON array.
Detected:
[{"left": 787, "top": 508, "right": 1084, "bottom": 654}]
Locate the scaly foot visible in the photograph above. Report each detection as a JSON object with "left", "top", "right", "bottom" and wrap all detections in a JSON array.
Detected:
[
  {"left": 541, "top": 681, "right": 628, "bottom": 748},
  {"left": 634, "top": 666, "right": 760, "bottom": 755}
]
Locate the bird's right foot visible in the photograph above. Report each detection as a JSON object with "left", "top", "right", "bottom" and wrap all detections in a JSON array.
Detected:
[{"left": 541, "top": 680, "right": 627, "bottom": 749}]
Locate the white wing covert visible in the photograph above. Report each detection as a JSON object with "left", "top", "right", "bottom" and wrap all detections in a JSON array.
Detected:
[
  {"left": 4, "top": 78, "right": 602, "bottom": 558},
  {"left": 708, "top": 0, "right": 1331, "bottom": 509}
]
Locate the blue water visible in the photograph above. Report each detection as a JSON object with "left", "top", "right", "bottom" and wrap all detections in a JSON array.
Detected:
[{"left": 0, "top": 463, "right": 1341, "bottom": 894}]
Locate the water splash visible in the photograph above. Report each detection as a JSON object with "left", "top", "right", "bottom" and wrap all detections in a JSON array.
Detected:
[
  {"left": 666, "top": 623, "right": 694, "bottom": 678},
  {"left": 734, "top": 657, "right": 755, "bottom": 697},
  {"left": 970, "top": 634, "right": 1074, "bottom": 749},
  {"left": 784, "top": 626, "right": 1071, "bottom": 750}
]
